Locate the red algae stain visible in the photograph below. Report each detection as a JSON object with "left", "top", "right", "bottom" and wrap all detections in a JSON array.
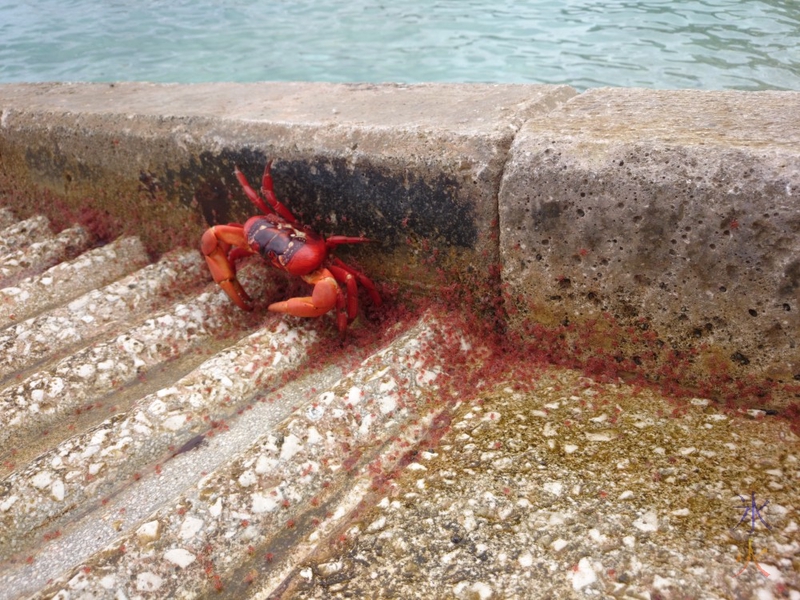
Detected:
[
  {"left": 0, "top": 178, "right": 121, "bottom": 245},
  {"left": 0, "top": 173, "right": 205, "bottom": 259},
  {"left": 426, "top": 259, "right": 800, "bottom": 435},
  {"left": 3, "top": 164, "right": 795, "bottom": 433}
]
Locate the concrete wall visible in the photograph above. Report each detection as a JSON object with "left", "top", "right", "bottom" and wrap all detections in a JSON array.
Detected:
[
  {"left": 0, "top": 82, "right": 574, "bottom": 283},
  {"left": 1, "top": 82, "right": 798, "bottom": 400},
  {"left": 500, "top": 88, "right": 800, "bottom": 392}
]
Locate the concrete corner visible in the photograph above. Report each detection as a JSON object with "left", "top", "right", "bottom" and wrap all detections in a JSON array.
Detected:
[{"left": 499, "top": 88, "right": 800, "bottom": 392}]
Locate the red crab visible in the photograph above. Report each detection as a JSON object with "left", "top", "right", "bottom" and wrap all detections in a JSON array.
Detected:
[{"left": 201, "top": 161, "right": 381, "bottom": 334}]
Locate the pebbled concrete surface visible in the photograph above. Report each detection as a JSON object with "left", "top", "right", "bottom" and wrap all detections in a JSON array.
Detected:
[
  {"left": 280, "top": 369, "right": 800, "bottom": 600},
  {"left": 0, "top": 213, "right": 797, "bottom": 600},
  {"left": 0, "top": 83, "right": 799, "bottom": 598},
  {"left": 0, "top": 236, "right": 149, "bottom": 327}
]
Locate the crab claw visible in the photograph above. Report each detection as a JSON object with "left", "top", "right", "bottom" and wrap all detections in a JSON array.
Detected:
[
  {"left": 268, "top": 268, "right": 348, "bottom": 333},
  {"left": 201, "top": 225, "right": 254, "bottom": 311}
]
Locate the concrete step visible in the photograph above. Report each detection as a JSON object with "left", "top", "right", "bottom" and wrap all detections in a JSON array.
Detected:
[
  {"left": 0, "top": 218, "right": 797, "bottom": 600},
  {"left": 0, "top": 225, "right": 91, "bottom": 285},
  {"left": 2, "top": 315, "right": 457, "bottom": 599},
  {"left": 0, "top": 236, "right": 150, "bottom": 328},
  {"left": 0, "top": 264, "right": 283, "bottom": 475},
  {"left": 0, "top": 216, "right": 53, "bottom": 256},
  {"left": 0, "top": 249, "right": 205, "bottom": 382}
]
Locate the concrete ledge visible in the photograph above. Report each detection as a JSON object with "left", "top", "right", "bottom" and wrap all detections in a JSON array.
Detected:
[
  {"left": 500, "top": 88, "right": 800, "bottom": 388},
  {"left": 1, "top": 82, "right": 799, "bottom": 400},
  {"left": 0, "top": 82, "right": 576, "bottom": 285}
]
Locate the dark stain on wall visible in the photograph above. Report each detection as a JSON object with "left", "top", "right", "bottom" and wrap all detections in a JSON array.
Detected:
[{"left": 171, "top": 150, "right": 477, "bottom": 250}]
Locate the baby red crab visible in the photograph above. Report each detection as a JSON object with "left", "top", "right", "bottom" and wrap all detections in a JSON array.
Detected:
[{"left": 201, "top": 160, "right": 381, "bottom": 334}]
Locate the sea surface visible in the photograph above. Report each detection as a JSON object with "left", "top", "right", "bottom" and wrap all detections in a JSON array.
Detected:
[{"left": 0, "top": 0, "right": 798, "bottom": 90}]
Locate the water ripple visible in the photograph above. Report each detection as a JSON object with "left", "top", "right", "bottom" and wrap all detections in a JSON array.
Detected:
[{"left": 0, "top": 0, "right": 797, "bottom": 89}]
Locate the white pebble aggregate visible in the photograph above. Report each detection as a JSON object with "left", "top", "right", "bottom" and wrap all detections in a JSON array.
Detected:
[
  {"left": 178, "top": 516, "right": 204, "bottom": 540},
  {"left": 163, "top": 548, "right": 196, "bottom": 568},
  {"left": 135, "top": 572, "right": 163, "bottom": 592}
]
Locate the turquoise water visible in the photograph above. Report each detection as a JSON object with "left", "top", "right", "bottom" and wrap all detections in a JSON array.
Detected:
[{"left": 0, "top": 0, "right": 798, "bottom": 90}]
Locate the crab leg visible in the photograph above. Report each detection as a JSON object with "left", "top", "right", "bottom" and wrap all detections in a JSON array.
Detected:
[
  {"left": 268, "top": 268, "right": 348, "bottom": 333},
  {"left": 200, "top": 225, "right": 255, "bottom": 311},
  {"left": 328, "top": 264, "right": 359, "bottom": 321},
  {"left": 331, "top": 257, "right": 382, "bottom": 307},
  {"left": 325, "top": 235, "right": 373, "bottom": 248},
  {"left": 234, "top": 162, "right": 299, "bottom": 227}
]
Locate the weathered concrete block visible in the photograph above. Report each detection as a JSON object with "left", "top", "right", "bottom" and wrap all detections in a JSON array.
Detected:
[
  {"left": 500, "top": 88, "right": 800, "bottom": 390},
  {"left": 0, "top": 82, "right": 576, "bottom": 285}
]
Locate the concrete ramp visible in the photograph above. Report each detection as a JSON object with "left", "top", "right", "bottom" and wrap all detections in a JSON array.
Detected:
[
  {"left": 0, "top": 213, "right": 793, "bottom": 599},
  {"left": 1, "top": 82, "right": 798, "bottom": 400},
  {"left": 0, "top": 84, "right": 798, "bottom": 598}
]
